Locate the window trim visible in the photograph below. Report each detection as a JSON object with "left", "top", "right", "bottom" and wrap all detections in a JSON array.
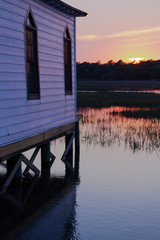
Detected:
[
  {"left": 63, "top": 25, "right": 72, "bottom": 95},
  {"left": 24, "top": 7, "right": 40, "bottom": 100}
]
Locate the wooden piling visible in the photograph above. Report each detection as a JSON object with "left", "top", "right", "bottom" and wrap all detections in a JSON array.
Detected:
[
  {"left": 7, "top": 155, "right": 22, "bottom": 179},
  {"left": 75, "top": 121, "right": 80, "bottom": 178},
  {"left": 41, "top": 142, "right": 50, "bottom": 187},
  {"left": 65, "top": 133, "right": 73, "bottom": 177}
]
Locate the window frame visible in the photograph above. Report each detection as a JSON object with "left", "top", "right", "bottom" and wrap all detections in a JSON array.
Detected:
[
  {"left": 64, "top": 25, "right": 72, "bottom": 95},
  {"left": 24, "top": 8, "right": 40, "bottom": 100}
]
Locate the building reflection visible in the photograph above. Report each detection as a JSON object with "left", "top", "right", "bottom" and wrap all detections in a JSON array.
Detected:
[
  {"left": 78, "top": 107, "right": 160, "bottom": 153},
  {"left": 0, "top": 161, "right": 80, "bottom": 240}
]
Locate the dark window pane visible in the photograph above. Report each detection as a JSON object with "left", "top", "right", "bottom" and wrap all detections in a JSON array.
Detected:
[
  {"left": 64, "top": 31, "right": 72, "bottom": 95},
  {"left": 25, "top": 11, "right": 40, "bottom": 100}
]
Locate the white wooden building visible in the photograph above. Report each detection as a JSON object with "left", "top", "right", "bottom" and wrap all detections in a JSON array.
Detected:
[{"left": 0, "top": 0, "right": 87, "bottom": 160}]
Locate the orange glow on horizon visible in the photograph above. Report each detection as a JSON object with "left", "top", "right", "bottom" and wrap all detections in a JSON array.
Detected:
[{"left": 128, "top": 57, "right": 145, "bottom": 64}]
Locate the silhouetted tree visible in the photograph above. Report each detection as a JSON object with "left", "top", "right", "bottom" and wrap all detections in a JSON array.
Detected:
[{"left": 77, "top": 60, "right": 160, "bottom": 81}]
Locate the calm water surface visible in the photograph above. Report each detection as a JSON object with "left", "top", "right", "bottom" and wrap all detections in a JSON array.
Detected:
[
  {"left": 78, "top": 89, "right": 160, "bottom": 94},
  {"left": 2, "top": 106, "right": 160, "bottom": 240}
]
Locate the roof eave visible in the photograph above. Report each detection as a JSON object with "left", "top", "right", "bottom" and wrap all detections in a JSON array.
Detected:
[{"left": 44, "top": 0, "right": 87, "bottom": 17}]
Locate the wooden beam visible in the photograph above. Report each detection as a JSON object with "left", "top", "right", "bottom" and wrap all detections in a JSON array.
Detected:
[
  {"left": 22, "top": 155, "right": 40, "bottom": 176},
  {"left": 23, "top": 146, "right": 40, "bottom": 176},
  {"left": 50, "top": 152, "right": 56, "bottom": 167},
  {"left": 62, "top": 133, "right": 74, "bottom": 176},
  {"left": 75, "top": 121, "right": 80, "bottom": 178},
  {"left": 61, "top": 133, "right": 75, "bottom": 161}
]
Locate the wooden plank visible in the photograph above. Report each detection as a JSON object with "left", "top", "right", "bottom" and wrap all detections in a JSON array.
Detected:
[
  {"left": 39, "top": 52, "right": 63, "bottom": 62},
  {"left": 0, "top": 101, "right": 74, "bottom": 119},
  {"left": 0, "top": 63, "right": 25, "bottom": 73},
  {"left": 0, "top": 122, "right": 75, "bottom": 161},
  {"left": 0, "top": 134, "right": 43, "bottom": 161},
  {"left": 62, "top": 158, "right": 74, "bottom": 174},
  {"left": 0, "top": 73, "right": 25, "bottom": 82},
  {"left": 0, "top": 36, "right": 24, "bottom": 49},
  {"left": 22, "top": 155, "right": 40, "bottom": 175},
  {"left": 0, "top": 81, "right": 25, "bottom": 90},
  {"left": 23, "top": 147, "right": 40, "bottom": 176},
  {"left": 43, "top": 122, "right": 75, "bottom": 141},
  {"left": 0, "top": 128, "right": 8, "bottom": 138},
  {"left": 50, "top": 152, "right": 56, "bottom": 167},
  {"left": 0, "top": 18, "right": 23, "bottom": 32},
  {"left": 0, "top": 90, "right": 26, "bottom": 100},
  {"left": 0, "top": 106, "right": 74, "bottom": 129},
  {"left": 0, "top": 55, "right": 25, "bottom": 65},
  {"left": 61, "top": 133, "right": 75, "bottom": 161}
]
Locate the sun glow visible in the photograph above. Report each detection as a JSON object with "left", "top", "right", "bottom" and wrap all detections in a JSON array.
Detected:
[{"left": 128, "top": 57, "right": 145, "bottom": 64}]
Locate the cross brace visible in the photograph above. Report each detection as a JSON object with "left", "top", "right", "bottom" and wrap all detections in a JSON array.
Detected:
[
  {"left": 61, "top": 133, "right": 75, "bottom": 174},
  {"left": 0, "top": 153, "right": 40, "bottom": 207}
]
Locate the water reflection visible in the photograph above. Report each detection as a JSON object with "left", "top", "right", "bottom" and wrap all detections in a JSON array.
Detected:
[
  {"left": 0, "top": 171, "right": 79, "bottom": 240},
  {"left": 14, "top": 182, "right": 78, "bottom": 240},
  {"left": 78, "top": 107, "right": 160, "bottom": 153}
]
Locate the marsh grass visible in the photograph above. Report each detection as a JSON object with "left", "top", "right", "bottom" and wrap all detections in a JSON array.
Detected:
[
  {"left": 77, "top": 80, "right": 160, "bottom": 119},
  {"left": 78, "top": 108, "right": 160, "bottom": 153},
  {"left": 119, "top": 109, "right": 160, "bottom": 119},
  {"left": 111, "top": 108, "right": 160, "bottom": 119}
]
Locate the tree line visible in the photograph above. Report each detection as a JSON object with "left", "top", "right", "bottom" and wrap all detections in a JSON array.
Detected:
[{"left": 77, "top": 60, "right": 160, "bottom": 81}]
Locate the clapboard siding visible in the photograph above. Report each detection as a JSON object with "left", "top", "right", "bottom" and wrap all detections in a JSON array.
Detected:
[
  {"left": 0, "top": 100, "right": 74, "bottom": 118},
  {"left": 0, "top": 36, "right": 24, "bottom": 48},
  {"left": 0, "top": 55, "right": 25, "bottom": 65},
  {"left": 1, "top": 0, "right": 74, "bottom": 33},
  {"left": 0, "top": 82, "right": 26, "bottom": 90},
  {"left": 0, "top": 105, "right": 75, "bottom": 129},
  {"left": 4, "top": 0, "right": 74, "bottom": 22},
  {"left": 8, "top": 113, "right": 75, "bottom": 135},
  {"left": 0, "top": 90, "right": 26, "bottom": 100},
  {"left": 0, "top": 45, "right": 24, "bottom": 57},
  {"left": 0, "top": 19, "right": 24, "bottom": 33},
  {"left": 0, "top": 73, "right": 25, "bottom": 82},
  {"left": 0, "top": 64, "right": 25, "bottom": 73},
  {"left": 0, "top": 115, "right": 75, "bottom": 147},
  {"left": 0, "top": 80, "right": 75, "bottom": 90},
  {"left": 0, "top": 0, "right": 77, "bottom": 147},
  {"left": 0, "top": 94, "right": 74, "bottom": 110},
  {"left": 0, "top": 128, "right": 8, "bottom": 138},
  {"left": 0, "top": 99, "right": 39, "bottom": 110}
]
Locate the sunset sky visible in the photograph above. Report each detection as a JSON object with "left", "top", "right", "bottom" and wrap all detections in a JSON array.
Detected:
[{"left": 66, "top": 0, "right": 160, "bottom": 63}]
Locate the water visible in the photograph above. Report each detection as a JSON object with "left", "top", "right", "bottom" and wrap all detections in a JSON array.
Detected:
[
  {"left": 78, "top": 89, "right": 160, "bottom": 94},
  {"left": 1, "top": 106, "right": 160, "bottom": 240}
]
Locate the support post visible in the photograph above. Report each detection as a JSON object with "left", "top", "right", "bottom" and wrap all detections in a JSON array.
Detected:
[
  {"left": 75, "top": 121, "right": 80, "bottom": 178},
  {"left": 65, "top": 133, "right": 73, "bottom": 177},
  {"left": 41, "top": 142, "right": 50, "bottom": 187},
  {"left": 6, "top": 155, "right": 22, "bottom": 201},
  {"left": 7, "top": 155, "right": 22, "bottom": 179}
]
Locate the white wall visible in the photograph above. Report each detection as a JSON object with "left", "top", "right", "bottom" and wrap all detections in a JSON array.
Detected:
[{"left": 0, "top": 0, "right": 77, "bottom": 147}]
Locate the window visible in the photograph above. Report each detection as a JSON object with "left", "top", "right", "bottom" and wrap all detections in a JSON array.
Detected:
[
  {"left": 64, "top": 26, "right": 72, "bottom": 95},
  {"left": 24, "top": 8, "right": 40, "bottom": 100}
]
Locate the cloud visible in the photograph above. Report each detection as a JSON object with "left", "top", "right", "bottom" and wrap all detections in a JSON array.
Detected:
[
  {"left": 77, "top": 35, "right": 100, "bottom": 40},
  {"left": 108, "top": 26, "right": 160, "bottom": 38},
  {"left": 78, "top": 26, "right": 160, "bottom": 41}
]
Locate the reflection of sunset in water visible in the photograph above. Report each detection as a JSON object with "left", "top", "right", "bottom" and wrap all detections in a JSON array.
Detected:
[{"left": 78, "top": 107, "right": 160, "bottom": 153}]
